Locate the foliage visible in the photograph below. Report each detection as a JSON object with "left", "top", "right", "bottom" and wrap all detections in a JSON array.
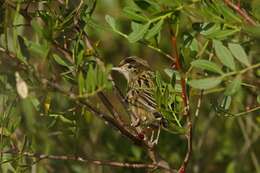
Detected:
[{"left": 0, "top": 0, "right": 260, "bottom": 173}]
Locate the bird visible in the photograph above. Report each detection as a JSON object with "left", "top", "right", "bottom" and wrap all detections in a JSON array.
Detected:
[{"left": 112, "top": 56, "right": 165, "bottom": 144}]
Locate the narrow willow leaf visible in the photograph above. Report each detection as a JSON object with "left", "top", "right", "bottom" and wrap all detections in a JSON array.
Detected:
[
  {"left": 219, "top": 4, "right": 242, "bottom": 23},
  {"left": 220, "top": 96, "right": 232, "bottom": 110},
  {"left": 53, "top": 54, "right": 70, "bottom": 67},
  {"left": 128, "top": 23, "right": 150, "bottom": 43},
  {"left": 224, "top": 76, "right": 241, "bottom": 96},
  {"left": 123, "top": 7, "right": 148, "bottom": 22},
  {"left": 257, "top": 95, "right": 260, "bottom": 104},
  {"left": 96, "top": 66, "right": 102, "bottom": 87},
  {"left": 145, "top": 19, "right": 163, "bottom": 39},
  {"left": 78, "top": 71, "right": 85, "bottom": 95},
  {"left": 228, "top": 43, "right": 250, "bottom": 67},
  {"left": 27, "top": 40, "right": 49, "bottom": 58},
  {"left": 131, "top": 22, "right": 142, "bottom": 32},
  {"left": 209, "top": 29, "right": 239, "bottom": 39},
  {"left": 201, "top": 24, "right": 220, "bottom": 36},
  {"left": 31, "top": 19, "right": 43, "bottom": 37},
  {"left": 243, "top": 26, "right": 260, "bottom": 38},
  {"left": 201, "top": 23, "right": 239, "bottom": 39},
  {"left": 164, "top": 69, "right": 180, "bottom": 80},
  {"left": 85, "top": 65, "right": 95, "bottom": 93},
  {"left": 189, "top": 77, "right": 222, "bottom": 89},
  {"left": 105, "top": 15, "right": 117, "bottom": 31},
  {"left": 226, "top": 162, "right": 235, "bottom": 173},
  {"left": 191, "top": 59, "right": 223, "bottom": 74},
  {"left": 213, "top": 40, "right": 235, "bottom": 71},
  {"left": 252, "top": 0, "right": 260, "bottom": 20}
]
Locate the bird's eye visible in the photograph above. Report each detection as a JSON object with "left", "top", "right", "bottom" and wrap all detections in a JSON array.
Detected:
[{"left": 128, "top": 64, "right": 134, "bottom": 69}]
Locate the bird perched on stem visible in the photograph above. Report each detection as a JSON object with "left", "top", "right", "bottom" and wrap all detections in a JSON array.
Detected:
[{"left": 112, "top": 56, "right": 165, "bottom": 144}]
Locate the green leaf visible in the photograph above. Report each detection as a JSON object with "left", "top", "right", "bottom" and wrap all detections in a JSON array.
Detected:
[
  {"left": 31, "top": 19, "right": 43, "bottom": 37},
  {"left": 131, "top": 22, "right": 142, "bottom": 32},
  {"left": 213, "top": 40, "right": 236, "bottom": 71},
  {"left": 224, "top": 76, "right": 241, "bottom": 96},
  {"left": 85, "top": 64, "right": 95, "bottom": 93},
  {"left": 78, "top": 71, "right": 85, "bottom": 95},
  {"left": 226, "top": 161, "right": 235, "bottom": 173},
  {"left": 219, "top": 4, "right": 242, "bottom": 23},
  {"left": 201, "top": 24, "right": 239, "bottom": 39},
  {"left": 252, "top": 0, "right": 260, "bottom": 20},
  {"left": 191, "top": 59, "right": 223, "bottom": 74},
  {"left": 53, "top": 54, "right": 70, "bottom": 67},
  {"left": 123, "top": 7, "right": 148, "bottom": 22},
  {"left": 134, "top": 0, "right": 161, "bottom": 13},
  {"left": 242, "top": 26, "right": 260, "bottom": 38},
  {"left": 220, "top": 96, "right": 232, "bottom": 110},
  {"left": 189, "top": 77, "right": 222, "bottom": 89},
  {"left": 164, "top": 69, "right": 181, "bottom": 80},
  {"left": 209, "top": 29, "right": 239, "bottom": 40},
  {"left": 145, "top": 19, "right": 164, "bottom": 39},
  {"left": 228, "top": 43, "right": 250, "bottom": 67},
  {"left": 26, "top": 40, "right": 50, "bottom": 58},
  {"left": 128, "top": 22, "right": 150, "bottom": 43},
  {"left": 257, "top": 95, "right": 260, "bottom": 104},
  {"left": 105, "top": 15, "right": 117, "bottom": 31}
]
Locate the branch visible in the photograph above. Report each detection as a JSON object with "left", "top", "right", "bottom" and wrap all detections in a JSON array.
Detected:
[
  {"left": 42, "top": 79, "right": 151, "bottom": 148},
  {"left": 0, "top": 149, "right": 173, "bottom": 170},
  {"left": 224, "top": 0, "right": 257, "bottom": 26}
]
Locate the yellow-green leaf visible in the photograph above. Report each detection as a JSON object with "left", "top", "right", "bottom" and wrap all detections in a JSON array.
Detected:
[
  {"left": 189, "top": 77, "right": 222, "bottom": 89},
  {"left": 128, "top": 23, "right": 150, "bottom": 43},
  {"left": 191, "top": 59, "right": 223, "bottom": 74},
  {"left": 213, "top": 40, "right": 236, "bottom": 71},
  {"left": 228, "top": 43, "right": 250, "bottom": 67}
]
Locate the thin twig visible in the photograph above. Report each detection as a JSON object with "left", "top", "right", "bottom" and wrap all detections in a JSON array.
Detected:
[
  {"left": 235, "top": 106, "right": 260, "bottom": 116},
  {"left": 42, "top": 79, "right": 151, "bottom": 148},
  {"left": 97, "top": 92, "right": 123, "bottom": 123},
  {"left": 195, "top": 91, "right": 203, "bottom": 117},
  {"left": 0, "top": 149, "right": 172, "bottom": 170}
]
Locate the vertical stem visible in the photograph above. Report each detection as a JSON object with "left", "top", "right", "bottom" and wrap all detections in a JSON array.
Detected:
[
  {"left": 171, "top": 37, "right": 189, "bottom": 114},
  {"left": 170, "top": 27, "right": 192, "bottom": 173}
]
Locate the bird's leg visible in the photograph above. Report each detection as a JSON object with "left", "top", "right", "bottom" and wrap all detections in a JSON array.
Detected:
[
  {"left": 130, "top": 113, "right": 140, "bottom": 127},
  {"left": 150, "top": 130, "right": 155, "bottom": 142},
  {"left": 151, "top": 127, "right": 161, "bottom": 145}
]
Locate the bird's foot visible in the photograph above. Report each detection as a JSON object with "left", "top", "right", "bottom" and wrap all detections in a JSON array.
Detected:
[
  {"left": 150, "top": 127, "right": 161, "bottom": 145},
  {"left": 131, "top": 118, "right": 140, "bottom": 127}
]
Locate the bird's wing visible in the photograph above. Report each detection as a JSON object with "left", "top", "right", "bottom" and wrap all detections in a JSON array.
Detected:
[{"left": 137, "top": 90, "right": 157, "bottom": 112}]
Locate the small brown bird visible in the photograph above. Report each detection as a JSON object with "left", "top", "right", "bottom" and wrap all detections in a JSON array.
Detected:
[{"left": 112, "top": 56, "right": 164, "bottom": 144}]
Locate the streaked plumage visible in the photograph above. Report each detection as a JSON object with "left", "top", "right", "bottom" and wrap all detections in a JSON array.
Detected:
[{"left": 112, "top": 56, "right": 163, "bottom": 144}]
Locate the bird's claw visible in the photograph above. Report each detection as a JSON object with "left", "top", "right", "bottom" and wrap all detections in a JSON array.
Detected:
[{"left": 131, "top": 118, "right": 140, "bottom": 127}]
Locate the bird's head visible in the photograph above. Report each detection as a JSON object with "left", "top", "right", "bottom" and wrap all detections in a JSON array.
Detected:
[{"left": 112, "top": 56, "right": 151, "bottom": 82}]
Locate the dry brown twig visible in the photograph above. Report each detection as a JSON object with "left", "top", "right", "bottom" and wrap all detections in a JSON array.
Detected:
[{"left": 0, "top": 149, "right": 173, "bottom": 171}]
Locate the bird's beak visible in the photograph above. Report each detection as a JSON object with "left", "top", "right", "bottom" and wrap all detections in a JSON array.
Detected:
[
  {"left": 111, "top": 67, "right": 123, "bottom": 72},
  {"left": 111, "top": 67, "right": 129, "bottom": 82}
]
